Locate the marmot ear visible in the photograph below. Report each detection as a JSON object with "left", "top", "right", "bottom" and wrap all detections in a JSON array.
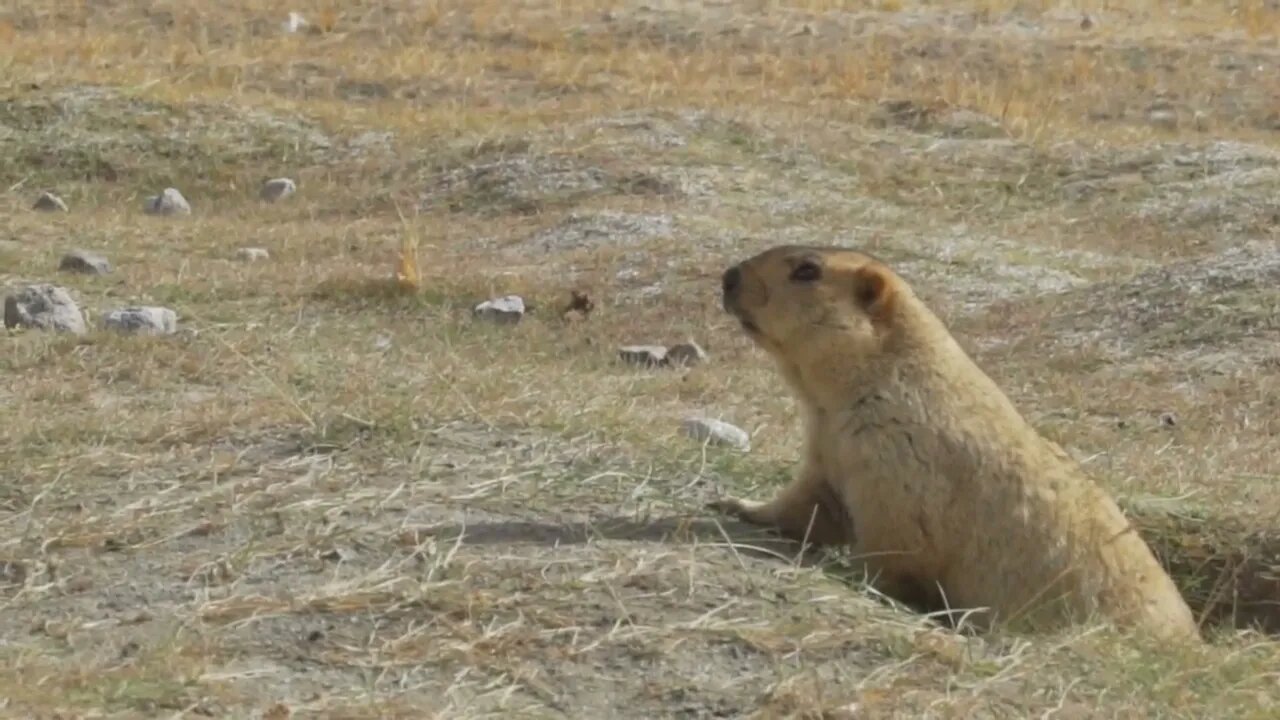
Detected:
[{"left": 852, "top": 264, "right": 894, "bottom": 317}]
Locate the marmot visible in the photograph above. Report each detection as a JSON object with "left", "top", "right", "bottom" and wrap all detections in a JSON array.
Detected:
[{"left": 710, "top": 245, "right": 1200, "bottom": 642}]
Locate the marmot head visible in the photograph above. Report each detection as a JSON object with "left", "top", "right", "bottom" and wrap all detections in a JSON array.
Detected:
[{"left": 721, "top": 245, "right": 902, "bottom": 371}]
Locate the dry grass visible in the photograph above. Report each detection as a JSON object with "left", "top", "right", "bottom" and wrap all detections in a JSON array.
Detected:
[{"left": 2, "top": 0, "right": 1279, "bottom": 717}]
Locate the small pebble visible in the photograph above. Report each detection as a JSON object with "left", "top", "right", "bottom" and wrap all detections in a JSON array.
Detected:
[
  {"left": 619, "top": 340, "right": 708, "bottom": 368},
  {"left": 283, "top": 11, "right": 308, "bottom": 33},
  {"left": 681, "top": 417, "right": 750, "bottom": 451},
  {"left": 235, "top": 247, "right": 270, "bottom": 262},
  {"left": 619, "top": 345, "right": 669, "bottom": 367},
  {"left": 1146, "top": 108, "right": 1178, "bottom": 130}
]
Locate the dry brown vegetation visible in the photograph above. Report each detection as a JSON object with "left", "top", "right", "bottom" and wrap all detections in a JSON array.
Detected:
[{"left": 2, "top": 1, "right": 1279, "bottom": 717}]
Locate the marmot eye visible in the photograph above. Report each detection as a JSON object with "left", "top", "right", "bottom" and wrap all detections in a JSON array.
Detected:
[{"left": 790, "top": 261, "right": 821, "bottom": 283}]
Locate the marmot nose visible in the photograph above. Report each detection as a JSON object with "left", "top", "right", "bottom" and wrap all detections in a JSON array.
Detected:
[{"left": 722, "top": 265, "right": 742, "bottom": 297}]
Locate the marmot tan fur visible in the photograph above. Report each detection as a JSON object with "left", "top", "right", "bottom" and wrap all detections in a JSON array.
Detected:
[{"left": 711, "top": 245, "right": 1200, "bottom": 642}]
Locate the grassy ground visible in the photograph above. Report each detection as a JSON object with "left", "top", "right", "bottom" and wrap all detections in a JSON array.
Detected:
[{"left": 2, "top": 1, "right": 1279, "bottom": 717}]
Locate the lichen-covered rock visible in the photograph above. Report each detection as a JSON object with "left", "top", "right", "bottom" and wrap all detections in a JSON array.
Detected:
[
  {"left": 102, "top": 306, "right": 178, "bottom": 336},
  {"left": 3, "top": 284, "right": 86, "bottom": 334}
]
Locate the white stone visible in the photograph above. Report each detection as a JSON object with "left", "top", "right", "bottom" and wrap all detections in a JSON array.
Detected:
[
  {"left": 618, "top": 345, "right": 668, "bottom": 367},
  {"left": 681, "top": 417, "right": 750, "bottom": 451},
  {"left": 619, "top": 340, "right": 708, "bottom": 368},
  {"left": 235, "top": 247, "right": 270, "bottom": 262},
  {"left": 473, "top": 295, "right": 525, "bottom": 323},
  {"left": 282, "top": 11, "right": 308, "bottom": 33},
  {"left": 143, "top": 188, "right": 191, "bottom": 216}
]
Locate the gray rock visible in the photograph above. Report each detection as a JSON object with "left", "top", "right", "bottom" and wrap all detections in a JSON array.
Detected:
[
  {"left": 33, "top": 191, "right": 68, "bottom": 212},
  {"left": 235, "top": 247, "right": 270, "bottom": 262},
  {"left": 473, "top": 295, "right": 525, "bottom": 323},
  {"left": 681, "top": 417, "right": 750, "bottom": 451},
  {"left": 143, "top": 188, "right": 192, "bottom": 216},
  {"left": 4, "top": 284, "right": 87, "bottom": 334},
  {"left": 102, "top": 306, "right": 178, "bottom": 336},
  {"left": 618, "top": 345, "right": 669, "bottom": 367},
  {"left": 58, "top": 250, "right": 112, "bottom": 275},
  {"left": 260, "top": 177, "right": 297, "bottom": 202},
  {"left": 665, "top": 341, "right": 707, "bottom": 367}
]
